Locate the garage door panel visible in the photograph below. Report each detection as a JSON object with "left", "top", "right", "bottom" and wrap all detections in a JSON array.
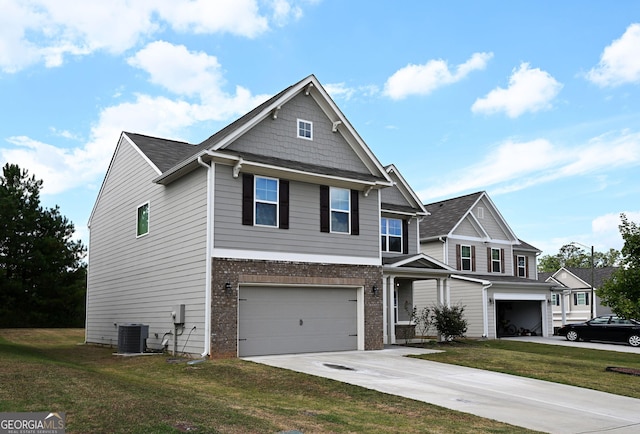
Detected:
[{"left": 239, "top": 286, "right": 358, "bottom": 357}]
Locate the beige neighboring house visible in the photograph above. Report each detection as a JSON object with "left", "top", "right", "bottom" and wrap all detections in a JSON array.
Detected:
[{"left": 540, "top": 267, "right": 616, "bottom": 331}]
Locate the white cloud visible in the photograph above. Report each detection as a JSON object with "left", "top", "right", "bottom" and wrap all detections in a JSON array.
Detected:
[
  {"left": 0, "top": 0, "right": 307, "bottom": 73},
  {"left": 384, "top": 52, "right": 493, "bottom": 100},
  {"left": 324, "top": 82, "right": 379, "bottom": 101},
  {"left": 0, "top": 41, "right": 271, "bottom": 195},
  {"left": 418, "top": 130, "right": 640, "bottom": 201},
  {"left": 587, "top": 23, "right": 640, "bottom": 87},
  {"left": 472, "top": 63, "right": 562, "bottom": 118}
]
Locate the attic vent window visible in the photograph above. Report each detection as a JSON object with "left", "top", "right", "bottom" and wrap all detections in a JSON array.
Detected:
[
  {"left": 297, "top": 119, "right": 313, "bottom": 140},
  {"left": 477, "top": 207, "right": 484, "bottom": 219}
]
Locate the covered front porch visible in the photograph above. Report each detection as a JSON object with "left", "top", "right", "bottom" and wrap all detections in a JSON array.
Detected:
[{"left": 382, "top": 254, "right": 454, "bottom": 344}]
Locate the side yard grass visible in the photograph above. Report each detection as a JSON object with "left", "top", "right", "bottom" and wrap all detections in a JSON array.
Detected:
[
  {"left": 411, "top": 339, "right": 640, "bottom": 399},
  {"left": 0, "top": 329, "right": 535, "bottom": 434}
]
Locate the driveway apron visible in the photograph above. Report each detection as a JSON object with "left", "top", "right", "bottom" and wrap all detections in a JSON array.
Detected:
[{"left": 245, "top": 346, "right": 640, "bottom": 434}]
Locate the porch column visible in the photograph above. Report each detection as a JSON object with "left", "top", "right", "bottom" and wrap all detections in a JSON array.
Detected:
[
  {"left": 382, "top": 276, "right": 388, "bottom": 344},
  {"left": 561, "top": 290, "right": 567, "bottom": 325},
  {"left": 437, "top": 278, "right": 444, "bottom": 306},
  {"left": 387, "top": 276, "right": 396, "bottom": 344},
  {"left": 445, "top": 278, "right": 451, "bottom": 307}
]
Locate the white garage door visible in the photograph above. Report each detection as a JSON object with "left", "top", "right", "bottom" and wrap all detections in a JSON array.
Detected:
[{"left": 238, "top": 286, "right": 358, "bottom": 357}]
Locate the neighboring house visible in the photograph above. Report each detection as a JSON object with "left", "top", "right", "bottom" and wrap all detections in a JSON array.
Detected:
[
  {"left": 414, "top": 191, "right": 556, "bottom": 338},
  {"left": 540, "top": 266, "right": 616, "bottom": 331},
  {"left": 85, "top": 75, "right": 451, "bottom": 357}
]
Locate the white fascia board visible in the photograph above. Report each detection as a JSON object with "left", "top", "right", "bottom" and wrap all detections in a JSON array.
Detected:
[
  {"left": 207, "top": 151, "right": 391, "bottom": 190},
  {"left": 88, "top": 132, "right": 160, "bottom": 227},
  {"left": 447, "top": 235, "right": 513, "bottom": 245},
  {"left": 382, "top": 266, "right": 451, "bottom": 279},
  {"left": 308, "top": 78, "right": 392, "bottom": 184},
  {"left": 388, "top": 253, "right": 454, "bottom": 271},
  {"left": 213, "top": 248, "right": 381, "bottom": 266},
  {"left": 479, "top": 193, "right": 519, "bottom": 242},
  {"left": 385, "top": 165, "right": 429, "bottom": 214},
  {"left": 493, "top": 292, "right": 547, "bottom": 301},
  {"left": 450, "top": 274, "right": 492, "bottom": 285}
]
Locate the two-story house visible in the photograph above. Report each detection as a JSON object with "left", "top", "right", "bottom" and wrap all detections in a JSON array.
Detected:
[
  {"left": 85, "top": 75, "right": 451, "bottom": 357},
  {"left": 414, "top": 192, "right": 556, "bottom": 339},
  {"left": 540, "top": 266, "right": 616, "bottom": 331}
]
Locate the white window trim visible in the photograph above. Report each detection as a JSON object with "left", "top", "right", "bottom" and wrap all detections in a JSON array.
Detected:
[
  {"left": 381, "top": 217, "right": 403, "bottom": 253},
  {"left": 575, "top": 292, "right": 588, "bottom": 306},
  {"left": 517, "top": 255, "right": 526, "bottom": 277},
  {"left": 491, "top": 248, "right": 501, "bottom": 273},
  {"left": 136, "top": 201, "right": 149, "bottom": 238},
  {"left": 254, "top": 176, "right": 279, "bottom": 228},
  {"left": 330, "top": 187, "right": 350, "bottom": 234},
  {"left": 461, "top": 244, "right": 472, "bottom": 271},
  {"left": 297, "top": 118, "right": 313, "bottom": 140}
]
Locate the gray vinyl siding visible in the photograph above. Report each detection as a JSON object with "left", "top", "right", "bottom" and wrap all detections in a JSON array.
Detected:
[
  {"left": 447, "top": 240, "right": 513, "bottom": 275},
  {"left": 213, "top": 163, "right": 379, "bottom": 259},
  {"left": 380, "top": 184, "right": 412, "bottom": 207},
  {"left": 86, "top": 137, "right": 208, "bottom": 355},
  {"left": 453, "top": 217, "right": 483, "bottom": 238},
  {"left": 449, "top": 280, "right": 484, "bottom": 338},
  {"left": 472, "top": 197, "right": 511, "bottom": 241},
  {"left": 226, "top": 92, "right": 370, "bottom": 174},
  {"left": 421, "top": 241, "right": 445, "bottom": 262},
  {"left": 413, "top": 279, "right": 489, "bottom": 338}
]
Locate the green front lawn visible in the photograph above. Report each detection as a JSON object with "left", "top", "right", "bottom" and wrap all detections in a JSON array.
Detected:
[
  {"left": 0, "top": 329, "right": 534, "bottom": 434},
  {"left": 411, "top": 339, "right": 640, "bottom": 399}
]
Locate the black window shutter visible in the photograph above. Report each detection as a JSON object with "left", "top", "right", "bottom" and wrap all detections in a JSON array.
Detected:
[
  {"left": 586, "top": 293, "right": 590, "bottom": 305},
  {"left": 471, "top": 245, "right": 476, "bottom": 271},
  {"left": 513, "top": 255, "right": 518, "bottom": 276},
  {"left": 573, "top": 293, "right": 577, "bottom": 305},
  {"left": 501, "top": 248, "right": 505, "bottom": 273},
  {"left": 320, "top": 185, "right": 329, "bottom": 232},
  {"left": 402, "top": 219, "right": 408, "bottom": 253},
  {"left": 242, "top": 173, "right": 254, "bottom": 226},
  {"left": 456, "top": 244, "right": 461, "bottom": 270},
  {"left": 487, "top": 247, "right": 491, "bottom": 272},
  {"left": 350, "top": 189, "right": 359, "bottom": 235},
  {"left": 525, "top": 256, "right": 529, "bottom": 278},
  {"left": 279, "top": 180, "right": 289, "bottom": 229}
]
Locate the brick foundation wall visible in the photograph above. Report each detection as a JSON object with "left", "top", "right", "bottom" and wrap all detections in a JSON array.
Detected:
[{"left": 210, "top": 258, "right": 383, "bottom": 358}]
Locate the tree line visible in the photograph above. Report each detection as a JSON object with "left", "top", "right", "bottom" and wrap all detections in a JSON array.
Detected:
[{"left": 0, "top": 163, "right": 86, "bottom": 327}]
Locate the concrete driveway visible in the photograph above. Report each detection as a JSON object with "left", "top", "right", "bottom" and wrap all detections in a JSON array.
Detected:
[
  {"left": 503, "top": 335, "right": 640, "bottom": 354},
  {"left": 245, "top": 346, "right": 640, "bottom": 434}
]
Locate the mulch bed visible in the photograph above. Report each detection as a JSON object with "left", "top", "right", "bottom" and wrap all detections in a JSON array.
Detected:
[{"left": 606, "top": 366, "right": 640, "bottom": 376}]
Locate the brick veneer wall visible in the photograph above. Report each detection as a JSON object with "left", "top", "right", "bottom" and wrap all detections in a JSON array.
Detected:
[{"left": 210, "top": 258, "right": 383, "bottom": 358}]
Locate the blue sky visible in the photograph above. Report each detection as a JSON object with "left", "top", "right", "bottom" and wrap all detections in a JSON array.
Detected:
[{"left": 1, "top": 1, "right": 640, "bottom": 257}]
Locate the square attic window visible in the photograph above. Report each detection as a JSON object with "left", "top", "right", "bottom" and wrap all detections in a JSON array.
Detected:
[{"left": 297, "top": 119, "right": 312, "bottom": 140}]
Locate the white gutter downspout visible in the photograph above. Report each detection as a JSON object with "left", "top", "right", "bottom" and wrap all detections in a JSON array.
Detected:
[
  {"left": 482, "top": 282, "right": 493, "bottom": 338},
  {"left": 197, "top": 156, "right": 213, "bottom": 357}
]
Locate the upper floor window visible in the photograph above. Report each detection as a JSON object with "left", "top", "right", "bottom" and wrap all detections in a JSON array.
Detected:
[
  {"left": 461, "top": 245, "right": 472, "bottom": 271},
  {"left": 242, "top": 174, "right": 289, "bottom": 229},
  {"left": 490, "top": 247, "right": 502, "bottom": 273},
  {"left": 456, "top": 244, "right": 475, "bottom": 271},
  {"left": 297, "top": 119, "right": 313, "bottom": 140},
  {"left": 136, "top": 202, "right": 149, "bottom": 237},
  {"left": 381, "top": 218, "right": 402, "bottom": 252},
  {"left": 517, "top": 255, "right": 527, "bottom": 277},
  {"left": 320, "top": 186, "right": 359, "bottom": 235},
  {"left": 255, "top": 176, "right": 278, "bottom": 227},
  {"left": 330, "top": 187, "right": 350, "bottom": 233},
  {"left": 574, "top": 292, "right": 589, "bottom": 306}
]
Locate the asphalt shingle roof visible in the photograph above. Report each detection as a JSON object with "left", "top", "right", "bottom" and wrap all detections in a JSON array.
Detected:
[
  {"left": 419, "top": 191, "right": 484, "bottom": 239},
  {"left": 125, "top": 132, "right": 195, "bottom": 173}
]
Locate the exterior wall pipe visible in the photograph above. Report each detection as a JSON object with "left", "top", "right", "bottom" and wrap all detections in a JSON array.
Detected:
[
  {"left": 197, "top": 155, "right": 213, "bottom": 357},
  {"left": 482, "top": 282, "right": 493, "bottom": 338}
]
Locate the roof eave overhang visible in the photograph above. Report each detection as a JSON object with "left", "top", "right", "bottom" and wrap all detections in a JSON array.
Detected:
[
  {"left": 382, "top": 266, "right": 452, "bottom": 279},
  {"left": 155, "top": 150, "right": 394, "bottom": 190}
]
